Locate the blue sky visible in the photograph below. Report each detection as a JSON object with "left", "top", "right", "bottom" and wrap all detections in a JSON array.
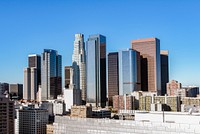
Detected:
[{"left": 0, "top": 0, "right": 200, "bottom": 86}]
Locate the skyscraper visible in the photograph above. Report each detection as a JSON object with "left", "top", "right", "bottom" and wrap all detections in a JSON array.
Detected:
[
  {"left": 86, "top": 34, "right": 106, "bottom": 108},
  {"left": 118, "top": 49, "right": 141, "bottom": 95},
  {"left": 72, "top": 34, "right": 86, "bottom": 102},
  {"left": 23, "top": 54, "right": 41, "bottom": 100},
  {"left": 24, "top": 68, "right": 37, "bottom": 100},
  {"left": 41, "top": 49, "right": 62, "bottom": 100},
  {"left": 28, "top": 54, "right": 41, "bottom": 87},
  {"left": 131, "top": 38, "right": 161, "bottom": 95},
  {"left": 108, "top": 52, "right": 119, "bottom": 106},
  {"left": 160, "top": 50, "right": 169, "bottom": 95}
]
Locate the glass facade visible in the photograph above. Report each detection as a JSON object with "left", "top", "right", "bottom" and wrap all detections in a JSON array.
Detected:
[
  {"left": 86, "top": 34, "right": 106, "bottom": 107},
  {"left": 41, "top": 49, "right": 62, "bottom": 100},
  {"left": 118, "top": 49, "right": 138, "bottom": 95}
]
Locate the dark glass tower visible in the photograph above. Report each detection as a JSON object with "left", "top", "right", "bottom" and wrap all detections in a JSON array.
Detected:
[
  {"left": 108, "top": 52, "right": 119, "bottom": 106},
  {"left": 86, "top": 34, "right": 106, "bottom": 108},
  {"left": 161, "top": 50, "right": 169, "bottom": 95}
]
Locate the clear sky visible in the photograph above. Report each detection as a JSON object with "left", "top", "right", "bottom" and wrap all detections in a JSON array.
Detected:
[{"left": 0, "top": 0, "right": 200, "bottom": 86}]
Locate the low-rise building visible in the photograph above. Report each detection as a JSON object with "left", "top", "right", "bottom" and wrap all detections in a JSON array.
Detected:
[
  {"left": 0, "top": 96, "right": 14, "bottom": 134},
  {"left": 71, "top": 105, "right": 92, "bottom": 118}
]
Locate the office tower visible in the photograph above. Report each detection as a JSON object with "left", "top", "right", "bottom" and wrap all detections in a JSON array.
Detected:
[
  {"left": 41, "top": 49, "right": 62, "bottom": 100},
  {"left": 160, "top": 50, "right": 169, "bottom": 95},
  {"left": 9, "top": 84, "right": 23, "bottom": 100},
  {"left": 72, "top": 34, "right": 86, "bottom": 102},
  {"left": 0, "top": 82, "right": 9, "bottom": 95},
  {"left": 16, "top": 108, "right": 48, "bottom": 134},
  {"left": 0, "top": 97, "right": 14, "bottom": 134},
  {"left": 118, "top": 49, "right": 141, "bottom": 95},
  {"left": 167, "top": 80, "right": 182, "bottom": 96},
  {"left": 86, "top": 34, "right": 107, "bottom": 108},
  {"left": 24, "top": 54, "right": 41, "bottom": 101},
  {"left": 131, "top": 38, "right": 161, "bottom": 95},
  {"left": 28, "top": 54, "right": 41, "bottom": 86},
  {"left": 24, "top": 68, "right": 37, "bottom": 100},
  {"left": 108, "top": 52, "right": 119, "bottom": 106},
  {"left": 65, "top": 66, "right": 72, "bottom": 88}
]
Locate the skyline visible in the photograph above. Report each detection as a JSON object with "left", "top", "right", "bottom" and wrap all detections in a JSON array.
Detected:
[{"left": 1, "top": 0, "right": 200, "bottom": 86}]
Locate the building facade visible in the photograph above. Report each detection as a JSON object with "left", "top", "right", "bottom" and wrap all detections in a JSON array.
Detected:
[
  {"left": 24, "top": 67, "right": 37, "bottom": 100},
  {"left": 160, "top": 50, "right": 169, "bottom": 95},
  {"left": 108, "top": 52, "right": 119, "bottom": 106},
  {"left": 72, "top": 34, "right": 86, "bottom": 103},
  {"left": 16, "top": 108, "right": 48, "bottom": 134},
  {"left": 9, "top": 84, "right": 23, "bottom": 100},
  {"left": 166, "top": 80, "right": 182, "bottom": 96},
  {"left": 0, "top": 97, "right": 14, "bottom": 134},
  {"left": 131, "top": 38, "right": 161, "bottom": 95},
  {"left": 24, "top": 54, "right": 41, "bottom": 101},
  {"left": 113, "top": 95, "right": 135, "bottom": 110},
  {"left": 118, "top": 49, "right": 141, "bottom": 95},
  {"left": 64, "top": 66, "right": 72, "bottom": 88},
  {"left": 0, "top": 82, "right": 9, "bottom": 96},
  {"left": 86, "top": 34, "right": 107, "bottom": 108},
  {"left": 41, "top": 49, "right": 62, "bottom": 100}
]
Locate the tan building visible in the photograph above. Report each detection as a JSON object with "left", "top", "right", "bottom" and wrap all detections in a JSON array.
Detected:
[
  {"left": 167, "top": 80, "right": 182, "bottom": 96},
  {"left": 71, "top": 105, "right": 92, "bottom": 118},
  {"left": 46, "top": 124, "right": 53, "bottom": 134},
  {"left": 182, "top": 97, "right": 200, "bottom": 106},
  {"left": 139, "top": 95, "right": 181, "bottom": 112},
  {"left": 131, "top": 38, "right": 161, "bottom": 95},
  {"left": 0, "top": 97, "right": 14, "bottom": 134}
]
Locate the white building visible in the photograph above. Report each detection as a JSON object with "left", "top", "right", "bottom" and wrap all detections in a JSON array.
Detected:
[
  {"left": 64, "top": 89, "right": 81, "bottom": 112},
  {"left": 53, "top": 115, "right": 200, "bottom": 134},
  {"left": 72, "top": 33, "right": 86, "bottom": 102},
  {"left": 15, "top": 107, "right": 48, "bottom": 134}
]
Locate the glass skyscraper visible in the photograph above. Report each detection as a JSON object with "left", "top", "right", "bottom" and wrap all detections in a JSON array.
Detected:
[
  {"left": 41, "top": 49, "right": 62, "bottom": 100},
  {"left": 118, "top": 49, "right": 141, "bottom": 95},
  {"left": 72, "top": 34, "right": 86, "bottom": 103},
  {"left": 86, "top": 34, "right": 106, "bottom": 108}
]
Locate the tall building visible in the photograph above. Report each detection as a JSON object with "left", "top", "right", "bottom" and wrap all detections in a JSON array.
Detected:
[
  {"left": 72, "top": 34, "right": 86, "bottom": 103},
  {"left": 118, "top": 49, "right": 141, "bottom": 95},
  {"left": 86, "top": 34, "right": 107, "bottom": 108},
  {"left": 160, "top": 50, "right": 169, "bottom": 95},
  {"left": 41, "top": 49, "right": 62, "bottom": 100},
  {"left": 16, "top": 108, "right": 48, "bottom": 134},
  {"left": 24, "top": 54, "right": 41, "bottom": 101},
  {"left": 166, "top": 80, "right": 182, "bottom": 96},
  {"left": 131, "top": 38, "right": 161, "bottom": 95},
  {"left": 9, "top": 84, "right": 23, "bottom": 100},
  {"left": 108, "top": 52, "right": 119, "bottom": 106},
  {"left": 0, "top": 97, "right": 14, "bottom": 134},
  {"left": 28, "top": 54, "right": 41, "bottom": 86},
  {"left": 24, "top": 68, "right": 37, "bottom": 100}
]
